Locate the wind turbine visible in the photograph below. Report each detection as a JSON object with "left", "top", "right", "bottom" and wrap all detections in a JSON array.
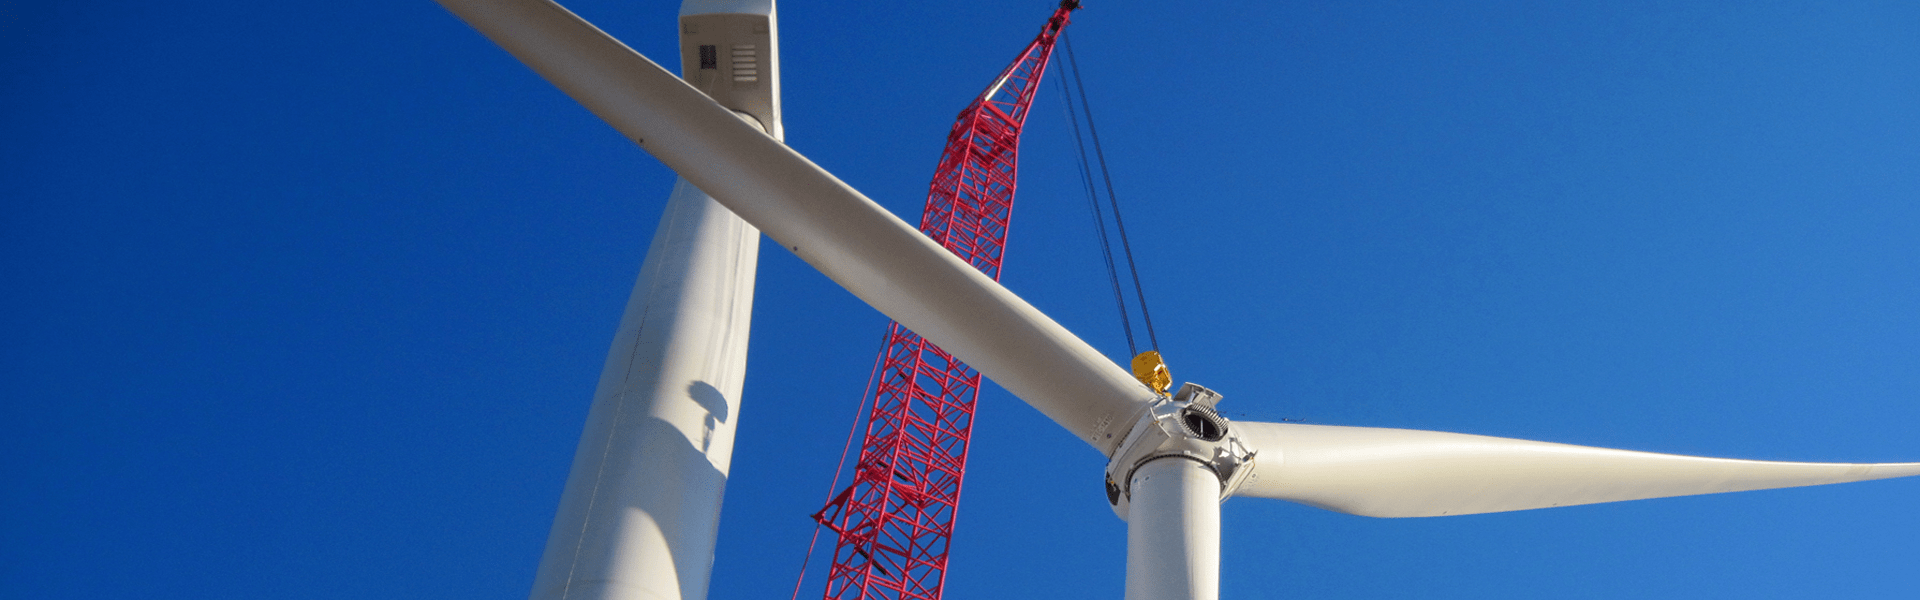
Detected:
[{"left": 431, "top": 1, "right": 1920, "bottom": 599}]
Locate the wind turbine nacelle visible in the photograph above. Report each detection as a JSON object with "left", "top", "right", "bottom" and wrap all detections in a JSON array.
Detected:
[
  {"left": 1104, "top": 383, "right": 1257, "bottom": 520},
  {"left": 680, "top": 0, "right": 780, "bottom": 137}
]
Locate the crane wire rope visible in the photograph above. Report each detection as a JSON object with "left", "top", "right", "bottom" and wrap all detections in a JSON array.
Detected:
[
  {"left": 1059, "top": 31, "right": 1161, "bottom": 355},
  {"left": 797, "top": 20, "right": 1155, "bottom": 600},
  {"left": 1056, "top": 60, "right": 1136, "bottom": 357}
]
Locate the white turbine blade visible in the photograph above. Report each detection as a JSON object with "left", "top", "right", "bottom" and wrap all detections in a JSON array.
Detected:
[
  {"left": 1231, "top": 421, "right": 1920, "bottom": 518},
  {"left": 433, "top": 0, "right": 1153, "bottom": 453}
]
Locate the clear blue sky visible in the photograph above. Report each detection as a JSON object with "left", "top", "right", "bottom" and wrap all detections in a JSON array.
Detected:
[{"left": 6, "top": 1, "right": 1918, "bottom": 598}]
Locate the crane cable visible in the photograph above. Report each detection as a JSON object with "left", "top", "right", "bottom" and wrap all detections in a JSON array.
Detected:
[
  {"left": 1056, "top": 57, "right": 1135, "bottom": 357},
  {"left": 788, "top": 337, "right": 886, "bottom": 600},
  {"left": 1057, "top": 32, "right": 1163, "bottom": 365}
]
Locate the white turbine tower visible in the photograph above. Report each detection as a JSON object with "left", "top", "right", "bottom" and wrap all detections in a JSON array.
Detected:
[
  {"left": 432, "top": 1, "right": 1920, "bottom": 600},
  {"left": 511, "top": 2, "right": 780, "bottom": 599}
]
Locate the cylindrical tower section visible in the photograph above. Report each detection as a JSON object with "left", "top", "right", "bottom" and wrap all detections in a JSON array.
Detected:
[
  {"left": 528, "top": 2, "right": 777, "bottom": 598},
  {"left": 529, "top": 178, "right": 760, "bottom": 600},
  {"left": 1124, "top": 457, "right": 1223, "bottom": 600}
]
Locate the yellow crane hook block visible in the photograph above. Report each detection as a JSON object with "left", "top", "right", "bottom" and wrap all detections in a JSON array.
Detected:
[{"left": 1131, "top": 351, "right": 1172, "bottom": 397}]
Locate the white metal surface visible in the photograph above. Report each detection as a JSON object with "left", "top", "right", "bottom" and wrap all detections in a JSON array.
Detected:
[
  {"left": 526, "top": 2, "right": 774, "bottom": 599},
  {"left": 1231, "top": 421, "right": 1920, "bottom": 518},
  {"left": 530, "top": 179, "right": 761, "bottom": 600},
  {"left": 433, "top": 0, "right": 1155, "bottom": 454},
  {"left": 681, "top": 0, "right": 771, "bottom": 18},
  {"left": 677, "top": 0, "right": 780, "bottom": 137},
  {"left": 1104, "top": 384, "right": 1253, "bottom": 519},
  {"left": 1125, "top": 458, "right": 1222, "bottom": 600}
]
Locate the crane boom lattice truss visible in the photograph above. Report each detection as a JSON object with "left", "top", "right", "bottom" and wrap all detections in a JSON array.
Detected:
[{"left": 811, "top": 6, "right": 1073, "bottom": 600}]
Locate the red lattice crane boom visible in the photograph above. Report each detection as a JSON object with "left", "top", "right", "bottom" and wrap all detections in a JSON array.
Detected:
[{"left": 810, "top": 4, "right": 1075, "bottom": 600}]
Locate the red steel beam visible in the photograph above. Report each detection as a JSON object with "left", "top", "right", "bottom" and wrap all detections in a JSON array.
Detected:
[{"left": 813, "top": 5, "right": 1076, "bottom": 600}]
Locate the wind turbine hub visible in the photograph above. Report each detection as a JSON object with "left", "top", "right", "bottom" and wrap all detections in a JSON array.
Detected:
[{"left": 1104, "top": 382, "right": 1257, "bottom": 520}]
